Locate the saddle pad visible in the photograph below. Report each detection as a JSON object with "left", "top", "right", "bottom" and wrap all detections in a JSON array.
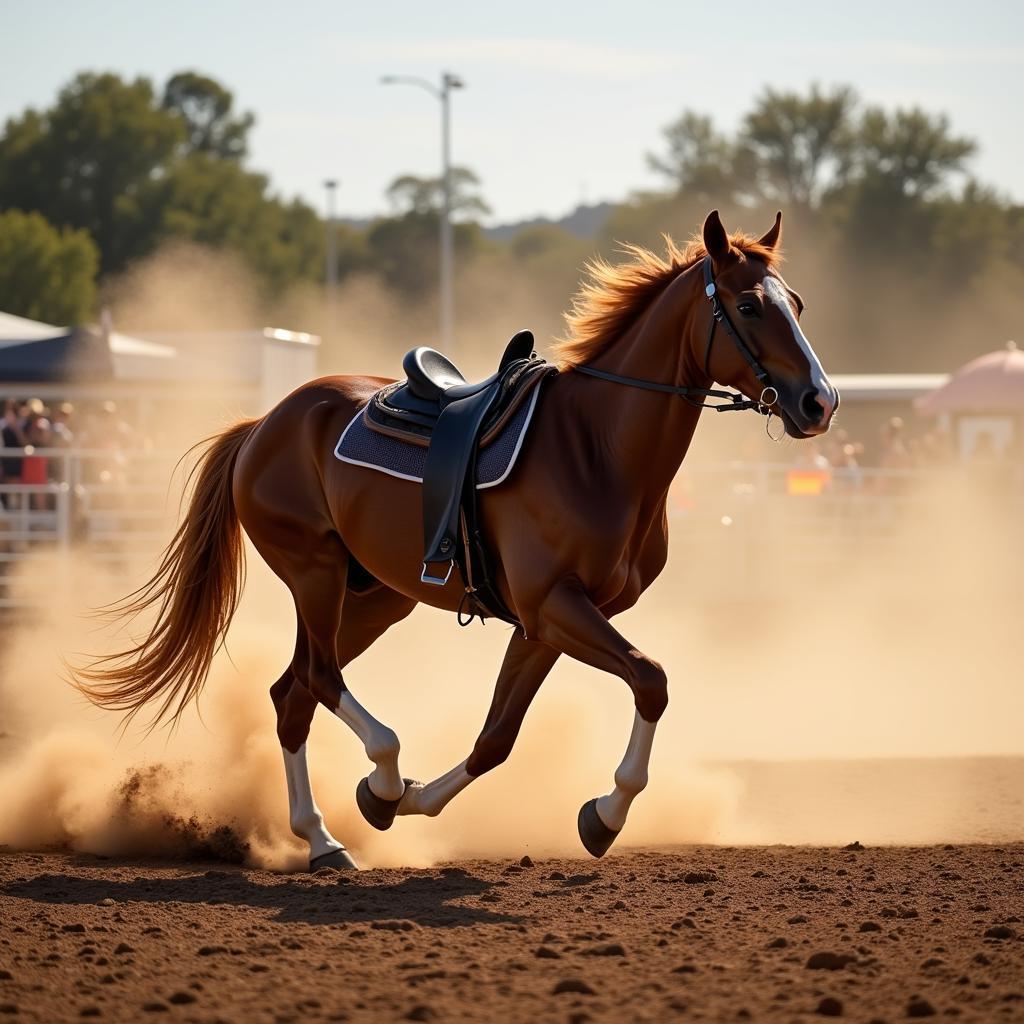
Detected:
[{"left": 334, "top": 383, "right": 541, "bottom": 489}]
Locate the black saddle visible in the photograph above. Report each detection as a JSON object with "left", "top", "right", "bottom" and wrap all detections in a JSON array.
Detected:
[
  {"left": 387, "top": 329, "right": 535, "bottom": 416},
  {"left": 367, "top": 330, "right": 549, "bottom": 628}
]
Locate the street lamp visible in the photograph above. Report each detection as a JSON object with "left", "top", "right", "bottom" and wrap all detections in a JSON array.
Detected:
[
  {"left": 380, "top": 71, "right": 464, "bottom": 351},
  {"left": 323, "top": 179, "right": 339, "bottom": 295},
  {"left": 323, "top": 178, "right": 339, "bottom": 345}
]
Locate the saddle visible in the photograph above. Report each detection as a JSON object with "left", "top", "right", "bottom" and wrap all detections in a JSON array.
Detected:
[{"left": 364, "top": 330, "right": 554, "bottom": 627}]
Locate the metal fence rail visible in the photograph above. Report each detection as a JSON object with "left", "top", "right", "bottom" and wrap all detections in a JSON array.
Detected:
[
  {"left": 0, "top": 447, "right": 179, "bottom": 608},
  {"left": 0, "top": 448, "right": 1018, "bottom": 608}
]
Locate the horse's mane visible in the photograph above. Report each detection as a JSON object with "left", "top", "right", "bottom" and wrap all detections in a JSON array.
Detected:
[{"left": 553, "top": 231, "right": 781, "bottom": 370}]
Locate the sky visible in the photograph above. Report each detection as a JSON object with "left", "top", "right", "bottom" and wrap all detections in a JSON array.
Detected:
[{"left": 2, "top": 0, "right": 1022, "bottom": 225}]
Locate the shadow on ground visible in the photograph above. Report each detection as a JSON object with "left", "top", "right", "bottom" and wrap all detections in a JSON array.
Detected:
[{"left": 1, "top": 862, "right": 524, "bottom": 928}]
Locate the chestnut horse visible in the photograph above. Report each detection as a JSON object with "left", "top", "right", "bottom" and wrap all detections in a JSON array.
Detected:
[{"left": 75, "top": 211, "right": 837, "bottom": 868}]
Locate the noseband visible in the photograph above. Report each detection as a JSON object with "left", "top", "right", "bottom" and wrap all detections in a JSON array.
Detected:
[{"left": 574, "top": 257, "right": 778, "bottom": 416}]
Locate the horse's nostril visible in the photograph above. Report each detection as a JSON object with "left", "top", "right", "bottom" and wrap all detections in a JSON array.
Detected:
[{"left": 800, "top": 389, "right": 823, "bottom": 422}]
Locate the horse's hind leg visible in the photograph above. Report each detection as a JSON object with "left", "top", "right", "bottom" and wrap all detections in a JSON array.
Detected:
[
  {"left": 272, "top": 581, "right": 416, "bottom": 869},
  {"left": 333, "top": 582, "right": 418, "bottom": 830},
  {"left": 293, "top": 552, "right": 416, "bottom": 822},
  {"left": 272, "top": 658, "right": 356, "bottom": 870}
]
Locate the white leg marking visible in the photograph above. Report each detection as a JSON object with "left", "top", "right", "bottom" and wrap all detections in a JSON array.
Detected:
[
  {"left": 282, "top": 744, "right": 344, "bottom": 860},
  {"left": 396, "top": 759, "right": 474, "bottom": 818},
  {"left": 594, "top": 711, "right": 657, "bottom": 832},
  {"left": 333, "top": 692, "right": 405, "bottom": 801}
]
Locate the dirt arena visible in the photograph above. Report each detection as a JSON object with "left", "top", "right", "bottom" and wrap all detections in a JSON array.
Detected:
[{"left": 1, "top": 844, "right": 1021, "bottom": 1023}]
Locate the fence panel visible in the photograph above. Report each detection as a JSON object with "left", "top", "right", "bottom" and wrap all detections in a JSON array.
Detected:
[{"left": 0, "top": 448, "right": 1017, "bottom": 608}]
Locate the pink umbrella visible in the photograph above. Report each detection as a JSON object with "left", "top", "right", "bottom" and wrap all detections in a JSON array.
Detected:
[{"left": 916, "top": 341, "right": 1024, "bottom": 414}]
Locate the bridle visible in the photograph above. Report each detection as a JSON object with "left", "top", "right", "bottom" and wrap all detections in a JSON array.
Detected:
[{"left": 574, "top": 256, "right": 779, "bottom": 418}]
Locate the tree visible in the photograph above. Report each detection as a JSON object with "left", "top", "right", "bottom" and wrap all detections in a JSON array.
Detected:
[
  {"left": 0, "top": 72, "right": 183, "bottom": 273},
  {"left": 646, "top": 112, "right": 750, "bottom": 202},
  {"left": 386, "top": 167, "right": 491, "bottom": 220},
  {"left": 740, "top": 85, "right": 858, "bottom": 209},
  {"left": 140, "top": 153, "right": 325, "bottom": 293},
  {"left": 0, "top": 70, "right": 323, "bottom": 294},
  {"left": 162, "top": 71, "right": 254, "bottom": 161},
  {"left": 928, "top": 181, "right": 1014, "bottom": 280},
  {"left": 0, "top": 209, "right": 98, "bottom": 324},
  {"left": 368, "top": 212, "right": 486, "bottom": 295},
  {"left": 853, "top": 107, "right": 975, "bottom": 198}
]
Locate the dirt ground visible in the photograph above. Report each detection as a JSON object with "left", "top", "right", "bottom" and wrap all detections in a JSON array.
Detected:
[{"left": 0, "top": 845, "right": 1021, "bottom": 1023}]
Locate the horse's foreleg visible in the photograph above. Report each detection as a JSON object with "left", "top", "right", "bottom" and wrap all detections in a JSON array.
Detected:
[
  {"left": 396, "top": 634, "right": 559, "bottom": 817},
  {"left": 535, "top": 578, "right": 667, "bottom": 857},
  {"left": 588, "top": 709, "right": 655, "bottom": 833}
]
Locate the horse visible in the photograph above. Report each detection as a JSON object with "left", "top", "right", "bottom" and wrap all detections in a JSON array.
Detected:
[{"left": 74, "top": 210, "right": 838, "bottom": 869}]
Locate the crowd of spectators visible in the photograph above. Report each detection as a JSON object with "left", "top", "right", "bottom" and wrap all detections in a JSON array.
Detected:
[
  {"left": 0, "top": 398, "right": 138, "bottom": 506},
  {"left": 791, "top": 415, "right": 1022, "bottom": 497},
  {"left": 794, "top": 416, "right": 960, "bottom": 478},
  {"left": 790, "top": 415, "right": 958, "bottom": 487},
  {"left": 1, "top": 398, "right": 1019, "bottom": 514}
]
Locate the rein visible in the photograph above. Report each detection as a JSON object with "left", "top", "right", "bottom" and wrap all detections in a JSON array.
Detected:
[{"left": 574, "top": 256, "right": 779, "bottom": 418}]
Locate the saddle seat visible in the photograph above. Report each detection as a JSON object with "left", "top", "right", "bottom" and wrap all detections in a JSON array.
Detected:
[
  {"left": 389, "top": 329, "right": 535, "bottom": 414},
  {"left": 361, "top": 329, "right": 553, "bottom": 628}
]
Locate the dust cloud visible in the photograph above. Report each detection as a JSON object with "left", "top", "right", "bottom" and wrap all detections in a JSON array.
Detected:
[
  {"left": 0, "top": 239, "right": 1021, "bottom": 872},
  {"left": 0, "top": 546, "right": 738, "bottom": 870}
]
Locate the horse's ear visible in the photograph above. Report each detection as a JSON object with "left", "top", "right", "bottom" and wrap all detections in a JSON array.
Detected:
[
  {"left": 702, "top": 210, "right": 731, "bottom": 273},
  {"left": 759, "top": 210, "right": 783, "bottom": 250}
]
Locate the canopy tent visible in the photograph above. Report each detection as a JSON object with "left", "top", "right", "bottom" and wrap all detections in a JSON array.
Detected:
[
  {"left": 0, "top": 312, "right": 319, "bottom": 422},
  {"left": 0, "top": 311, "right": 66, "bottom": 344},
  {"left": 0, "top": 311, "right": 175, "bottom": 384},
  {"left": 916, "top": 342, "right": 1024, "bottom": 415},
  {"left": 914, "top": 342, "right": 1024, "bottom": 460},
  {"left": 0, "top": 327, "right": 115, "bottom": 382}
]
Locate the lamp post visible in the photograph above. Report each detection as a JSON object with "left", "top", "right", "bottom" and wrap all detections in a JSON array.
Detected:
[
  {"left": 323, "top": 178, "right": 339, "bottom": 344},
  {"left": 323, "top": 179, "right": 338, "bottom": 293},
  {"left": 380, "top": 71, "right": 464, "bottom": 351}
]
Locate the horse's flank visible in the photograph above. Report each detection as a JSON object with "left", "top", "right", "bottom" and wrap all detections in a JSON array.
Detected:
[{"left": 553, "top": 231, "right": 781, "bottom": 372}]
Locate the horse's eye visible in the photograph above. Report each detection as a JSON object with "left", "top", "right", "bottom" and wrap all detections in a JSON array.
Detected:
[{"left": 737, "top": 301, "right": 759, "bottom": 318}]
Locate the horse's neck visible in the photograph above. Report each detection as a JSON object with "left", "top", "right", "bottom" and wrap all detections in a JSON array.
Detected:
[{"left": 573, "top": 269, "right": 706, "bottom": 495}]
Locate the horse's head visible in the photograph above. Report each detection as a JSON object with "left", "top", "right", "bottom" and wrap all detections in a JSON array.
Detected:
[{"left": 699, "top": 209, "right": 838, "bottom": 438}]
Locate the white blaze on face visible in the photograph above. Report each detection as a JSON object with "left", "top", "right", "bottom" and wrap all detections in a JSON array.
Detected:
[{"left": 762, "top": 274, "right": 835, "bottom": 420}]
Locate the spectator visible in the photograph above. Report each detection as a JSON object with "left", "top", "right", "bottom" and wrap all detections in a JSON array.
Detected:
[
  {"left": 832, "top": 442, "right": 864, "bottom": 494},
  {"left": 51, "top": 402, "right": 75, "bottom": 446},
  {"left": 1, "top": 401, "right": 24, "bottom": 509},
  {"left": 879, "top": 416, "right": 913, "bottom": 471},
  {"left": 78, "top": 400, "right": 133, "bottom": 484},
  {"left": 22, "top": 413, "right": 53, "bottom": 509},
  {"left": 793, "top": 441, "right": 831, "bottom": 472}
]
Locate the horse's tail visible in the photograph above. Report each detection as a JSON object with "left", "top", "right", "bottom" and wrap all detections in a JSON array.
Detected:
[{"left": 71, "top": 417, "right": 261, "bottom": 730}]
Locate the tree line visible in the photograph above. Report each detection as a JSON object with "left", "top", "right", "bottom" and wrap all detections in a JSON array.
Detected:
[{"left": 0, "top": 72, "right": 1020, "bottom": 370}]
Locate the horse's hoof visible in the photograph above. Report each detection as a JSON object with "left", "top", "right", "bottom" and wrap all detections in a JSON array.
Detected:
[
  {"left": 309, "top": 847, "right": 358, "bottom": 871},
  {"left": 578, "top": 798, "right": 620, "bottom": 858},
  {"left": 356, "top": 776, "right": 406, "bottom": 831}
]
